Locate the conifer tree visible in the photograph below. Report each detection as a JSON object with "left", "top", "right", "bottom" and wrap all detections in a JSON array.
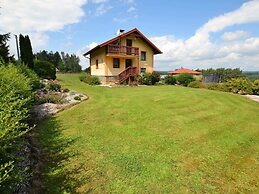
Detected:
[{"left": 0, "top": 33, "right": 14, "bottom": 63}]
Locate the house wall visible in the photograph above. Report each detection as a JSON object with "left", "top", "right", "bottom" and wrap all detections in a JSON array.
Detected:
[
  {"left": 90, "top": 34, "right": 155, "bottom": 79},
  {"left": 90, "top": 47, "right": 106, "bottom": 76},
  {"left": 105, "top": 57, "right": 138, "bottom": 76},
  {"left": 120, "top": 35, "right": 154, "bottom": 73}
]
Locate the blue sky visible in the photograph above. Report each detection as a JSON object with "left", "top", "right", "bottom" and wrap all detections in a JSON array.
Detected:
[{"left": 1, "top": 0, "right": 259, "bottom": 70}]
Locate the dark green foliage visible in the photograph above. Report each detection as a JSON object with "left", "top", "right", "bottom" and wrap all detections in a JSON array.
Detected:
[
  {"left": 35, "top": 50, "right": 62, "bottom": 68},
  {"left": 252, "top": 80, "right": 259, "bottom": 95},
  {"left": 176, "top": 74, "right": 195, "bottom": 86},
  {"left": 45, "top": 80, "right": 61, "bottom": 92},
  {"left": 84, "top": 66, "right": 91, "bottom": 74},
  {"left": 89, "top": 76, "right": 101, "bottom": 85},
  {"left": 206, "top": 83, "right": 229, "bottom": 92},
  {"left": 188, "top": 80, "right": 206, "bottom": 88},
  {"left": 79, "top": 74, "right": 100, "bottom": 85},
  {"left": 34, "top": 60, "right": 56, "bottom": 80},
  {"left": 19, "top": 34, "right": 34, "bottom": 69},
  {"left": 62, "top": 88, "right": 70, "bottom": 93},
  {"left": 0, "top": 33, "right": 14, "bottom": 63},
  {"left": 0, "top": 63, "right": 33, "bottom": 192},
  {"left": 60, "top": 52, "right": 81, "bottom": 73},
  {"left": 74, "top": 96, "right": 81, "bottom": 101},
  {"left": 18, "top": 65, "right": 42, "bottom": 90},
  {"left": 225, "top": 78, "right": 253, "bottom": 95},
  {"left": 201, "top": 68, "right": 243, "bottom": 82},
  {"left": 164, "top": 75, "right": 176, "bottom": 85},
  {"left": 150, "top": 71, "right": 160, "bottom": 85},
  {"left": 35, "top": 50, "right": 81, "bottom": 73},
  {"left": 139, "top": 72, "right": 160, "bottom": 85}
]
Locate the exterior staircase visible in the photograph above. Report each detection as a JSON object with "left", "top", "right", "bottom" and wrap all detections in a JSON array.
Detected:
[{"left": 116, "top": 67, "right": 138, "bottom": 84}]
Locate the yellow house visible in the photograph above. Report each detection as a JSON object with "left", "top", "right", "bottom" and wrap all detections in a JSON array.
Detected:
[{"left": 83, "top": 28, "right": 162, "bottom": 84}]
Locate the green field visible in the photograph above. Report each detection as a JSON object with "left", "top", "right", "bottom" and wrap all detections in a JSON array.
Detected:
[{"left": 36, "top": 73, "right": 259, "bottom": 193}]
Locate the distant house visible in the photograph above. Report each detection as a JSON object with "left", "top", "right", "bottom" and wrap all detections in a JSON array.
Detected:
[
  {"left": 168, "top": 68, "right": 202, "bottom": 75},
  {"left": 84, "top": 28, "right": 162, "bottom": 84}
]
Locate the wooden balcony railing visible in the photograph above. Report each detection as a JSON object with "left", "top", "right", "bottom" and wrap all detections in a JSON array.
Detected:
[
  {"left": 118, "top": 66, "right": 138, "bottom": 84},
  {"left": 107, "top": 44, "right": 139, "bottom": 56}
]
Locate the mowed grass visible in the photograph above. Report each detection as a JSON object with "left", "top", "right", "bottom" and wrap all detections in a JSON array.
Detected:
[{"left": 36, "top": 73, "right": 259, "bottom": 193}]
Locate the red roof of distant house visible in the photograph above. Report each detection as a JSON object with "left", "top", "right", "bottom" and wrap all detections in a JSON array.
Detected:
[{"left": 168, "top": 68, "right": 202, "bottom": 75}]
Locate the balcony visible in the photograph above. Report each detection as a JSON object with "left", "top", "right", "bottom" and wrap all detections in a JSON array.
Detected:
[{"left": 107, "top": 44, "right": 139, "bottom": 56}]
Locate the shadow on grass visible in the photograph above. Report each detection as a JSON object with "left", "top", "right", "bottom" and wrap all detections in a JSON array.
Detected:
[{"left": 31, "top": 117, "right": 81, "bottom": 194}]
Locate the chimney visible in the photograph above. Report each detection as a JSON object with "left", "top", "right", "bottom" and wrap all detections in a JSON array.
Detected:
[{"left": 116, "top": 29, "right": 125, "bottom": 36}]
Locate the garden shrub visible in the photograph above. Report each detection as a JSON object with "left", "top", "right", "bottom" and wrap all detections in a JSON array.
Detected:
[
  {"left": 36, "top": 92, "right": 65, "bottom": 104},
  {"left": 34, "top": 60, "right": 56, "bottom": 80},
  {"left": 89, "top": 76, "right": 101, "bottom": 85},
  {"left": 79, "top": 74, "right": 101, "bottom": 85},
  {"left": 188, "top": 80, "right": 207, "bottom": 88},
  {"left": 139, "top": 72, "right": 160, "bottom": 85},
  {"left": 62, "top": 88, "right": 70, "bottom": 93},
  {"left": 0, "top": 63, "right": 33, "bottom": 192},
  {"left": 74, "top": 96, "right": 81, "bottom": 101},
  {"left": 45, "top": 80, "right": 61, "bottom": 92},
  {"left": 176, "top": 74, "right": 195, "bottom": 86},
  {"left": 206, "top": 83, "right": 229, "bottom": 92},
  {"left": 252, "top": 80, "right": 259, "bottom": 95},
  {"left": 18, "top": 65, "right": 42, "bottom": 90},
  {"left": 226, "top": 78, "right": 253, "bottom": 95},
  {"left": 164, "top": 75, "right": 176, "bottom": 85}
]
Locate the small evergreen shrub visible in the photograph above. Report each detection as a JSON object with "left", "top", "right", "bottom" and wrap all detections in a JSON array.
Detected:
[
  {"left": 164, "top": 75, "right": 176, "bottom": 85},
  {"left": 62, "top": 88, "right": 70, "bottom": 93},
  {"left": 74, "top": 96, "right": 81, "bottom": 101},
  {"left": 139, "top": 72, "right": 160, "bottom": 85},
  {"left": 188, "top": 80, "right": 207, "bottom": 88},
  {"left": 79, "top": 74, "right": 101, "bottom": 85},
  {"left": 89, "top": 76, "right": 101, "bottom": 85},
  {"left": 34, "top": 60, "right": 56, "bottom": 80},
  {"left": 176, "top": 74, "right": 195, "bottom": 86},
  {"left": 252, "top": 80, "right": 259, "bottom": 95},
  {"left": 46, "top": 80, "right": 61, "bottom": 91},
  {"left": 226, "top": 78, "right": 253, "bottom": 95},
  {"left": 206, "top": 83, "right": 229, "bottom": 92}
]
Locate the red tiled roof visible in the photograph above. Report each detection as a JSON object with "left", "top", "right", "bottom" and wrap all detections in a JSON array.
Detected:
[
  {"left": 84, "top": 28, "right": 162, "bottom": 55},
  {"left": 168, "top": 68, "right": 202, "bottom": 75}
]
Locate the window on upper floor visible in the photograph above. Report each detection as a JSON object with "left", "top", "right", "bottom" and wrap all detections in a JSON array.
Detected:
[
  {"left": 113, "top": 58, "right": 120, "bottom": 68},
  {"left": 141, "top": 51, "right": 146, "bottom": 61}
]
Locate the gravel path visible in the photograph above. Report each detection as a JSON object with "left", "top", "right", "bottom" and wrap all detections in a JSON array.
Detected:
[{"left": 245, "top": 95, "right": 259, "bottom": 103}]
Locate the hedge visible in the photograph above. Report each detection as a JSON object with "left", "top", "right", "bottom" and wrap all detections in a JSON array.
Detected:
[{"left": 0, "top": 63, "right": 33, "bottom": 192}]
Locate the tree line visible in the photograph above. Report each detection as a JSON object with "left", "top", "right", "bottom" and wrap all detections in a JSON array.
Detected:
[{"left": 0, "top": 33, "right": 82, "bottom": 73}]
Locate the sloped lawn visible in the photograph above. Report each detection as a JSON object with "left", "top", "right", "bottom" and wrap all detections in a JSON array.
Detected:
[{"left": 36, "top": 73, "right": 259, "bottom": 193}]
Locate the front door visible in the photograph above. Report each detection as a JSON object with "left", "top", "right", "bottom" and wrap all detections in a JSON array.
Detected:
[{"left": 125, "top": 59, "right": 132, "bottom": 69}]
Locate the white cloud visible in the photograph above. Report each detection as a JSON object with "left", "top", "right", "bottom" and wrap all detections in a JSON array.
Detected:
[
  {"left": 127, "top": 6, "right": 136, "bottom": 12},
  {"left": 151, "top": 0, "right": 259, "bottom": 70},
  {"left": 76, "top": 42, "right": 98, "bottom": 69},
  {"left": 0, "top": 0, "right": 87, "bottom": 54},
  {"left": 221, "top": 31, "right": 250, "bottom": 41},
  {"left": 95, "top": 4, "right": 113, "bottom": 16}
]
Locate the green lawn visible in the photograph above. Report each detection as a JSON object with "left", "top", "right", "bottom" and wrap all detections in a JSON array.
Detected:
[{"left": 36, "top": 73, "right": 259, "bottom": 193}]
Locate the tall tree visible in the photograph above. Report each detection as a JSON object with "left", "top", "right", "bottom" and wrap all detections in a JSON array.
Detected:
[
  {"left": 34, "top": 50, "right": 61, "bottom": 68},
  {"left": 61, "top": 52, "right": 82, "bottom": 73},
  {"left": 0, "top": 33, "right": 14, "bottom": 63},
  {"left": 19, "top": 34, "right": 34, "bottom": 69}
]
